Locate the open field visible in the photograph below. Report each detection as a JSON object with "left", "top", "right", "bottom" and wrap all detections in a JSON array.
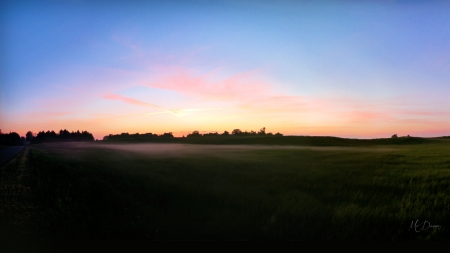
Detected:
[{"left": 2, "top": 137, "right": 450, "bottom": 241}]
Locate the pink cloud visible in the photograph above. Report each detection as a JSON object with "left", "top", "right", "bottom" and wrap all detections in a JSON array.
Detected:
[
  {"left": 145, "top": 68, "right": 272, "bottom": 101},
  {"left": 338, "top": 110, "right": 394, "bottom": 122},
  {"left": 393, "top": 110, "right": 450, "bottom": 117},
  {"left": 102, "top": 93, "right": 222, "bottom": 117},
  {"left": 139, "top": 68, "right": 444, "bottom": 125},
  {"left": 103, "top": 93, "right": 167, "bottom": 111}
]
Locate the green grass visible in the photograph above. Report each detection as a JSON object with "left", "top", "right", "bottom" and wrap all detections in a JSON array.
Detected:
[{"left": 27, "top": 139, "right": 450, "bottom": 240}]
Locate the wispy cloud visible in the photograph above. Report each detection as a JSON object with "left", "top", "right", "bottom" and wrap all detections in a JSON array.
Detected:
[
  {"left": 103, "top": 93, "right": 222, "bottom": 117},
  {"left": 145, "top": 68, "right": 272, "bottom": 101},
  {"left": 103, "top": 93, "right": 168, "bottom": 111}
]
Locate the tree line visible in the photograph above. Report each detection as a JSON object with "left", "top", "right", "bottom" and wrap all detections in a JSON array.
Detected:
[
  {"left": 186, "top": 127, "right": 283, "bottom": 137},
  {"left": 0, "top": 130, "right": 24, "bottom": 146},
  {"left": 103, "top": 132, "right": 174, "bottom": 141},
  {"left": 102, "top": 127, "right": 283, "bottom": 141},
  {"left": 2, "top": 127, "right": 284, "bottom": 146},
  {"left": 32, "top": 129, "right": 94, "bottom": 143}
]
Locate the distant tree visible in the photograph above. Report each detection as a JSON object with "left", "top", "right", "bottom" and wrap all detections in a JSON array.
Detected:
[
  {"left": 258, "top": 127, "right": 266, "bottom": 135},
  {"left": 391, "top": 134, "right": 398, "bottom": 138},
  {"left": 187, "top": 130, "right": 201, "bottom": 137},
  {"left": 50, "top": 131, "right": 57, "bottom": 140},
  {"left": 160, "top": 132, "right": 174, "bottom": 138},
  {"left": 33, "top": 129, "right": 94, "bottom": 143},
  {"left": 9, "top": 132, "right": 21, "bottom": 145},
  {"left": 0, "top": 132, "right": 21, "bottom": 145},
  {"left": 81, "top": 131, "right": 94, "bottom": 141},
  {"left": 222, "top": 130, "right": 229, "bottom": 136},
  {"left": 204, "top": 132, "right": 219, "bottom": 137},
  {"left": 232, "top": 129, "right": 242, "bottom": 135},
  {"left": 274, "top": 132, "right": 283, "bottom": 137},
  {"left": 26, "top": 131, "right": 34, "bottom": 142}
]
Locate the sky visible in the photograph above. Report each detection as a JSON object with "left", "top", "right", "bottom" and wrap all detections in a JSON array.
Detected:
[{"left": 1, "top": 0, "right": 450, "bottom": 140}]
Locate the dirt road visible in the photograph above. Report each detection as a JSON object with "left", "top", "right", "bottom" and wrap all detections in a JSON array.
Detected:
[
  {"left": 0, "top": 145, "right": 26, "bottom": 168},
  {"left": 0, "top": 147, "right": 54, "bottom": 249}
]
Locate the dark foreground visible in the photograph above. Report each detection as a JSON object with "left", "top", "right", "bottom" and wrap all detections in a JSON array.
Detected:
[
  {"left": 1, "top": 139, "right": 449, "bottom": 241},
  {"left": 0, "top": 145, "right": 25, "bottom": 167}
]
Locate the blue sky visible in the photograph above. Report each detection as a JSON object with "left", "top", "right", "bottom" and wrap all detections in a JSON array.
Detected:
[{"left": 1, "top": 0, "right": 450, "bottom": 139}]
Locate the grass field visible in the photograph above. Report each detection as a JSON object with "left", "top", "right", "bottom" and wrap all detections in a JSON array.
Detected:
[{"left": 2, "top": 136, "right": 450, "bottom": 241}]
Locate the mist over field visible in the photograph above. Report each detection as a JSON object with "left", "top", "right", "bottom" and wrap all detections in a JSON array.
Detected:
[{"left": 55, "top": 142, "right": 398, "bottom": 157}]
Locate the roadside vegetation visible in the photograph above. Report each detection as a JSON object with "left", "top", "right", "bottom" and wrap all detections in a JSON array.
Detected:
[{"left": 0, "top": 130, "right": 24, "bottom": 146}]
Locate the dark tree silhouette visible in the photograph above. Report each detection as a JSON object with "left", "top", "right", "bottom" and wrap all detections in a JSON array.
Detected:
[
  {"left": 203, "top": 132, "right": 219, "bottom": 137},
  {"left": 232, "top": 129, "right": 242, "bottom": 135},
  {"left": 102, "top": 127, "right": 283, "bottom": 142},
  {"left": 104, "top": 132, "right": 159, "bottom": 140},
  {"left": 26, "top": 131, "right": 34, "bottom": 142},
  {"left": 33, "top": 130, "right": 94, "bottom": 143},
  {"left": 0, "top": 131, "right": 22, "bottom": 146},
  {"left": 9, "top": 132, "right": 20, "bottom": 145},
  {"left": 160, "top": 132, "right": 174, "bottom": 138},
  {"left": 187, "top": 131, "right": 201, "bottom": 137},
  {"left": 258, "top": 127, "right": 266, "bottom": 135}
]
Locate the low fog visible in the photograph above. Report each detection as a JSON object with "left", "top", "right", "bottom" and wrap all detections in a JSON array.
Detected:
[{"left": 49, "top": 143, "right": 396, "bottom": 158}]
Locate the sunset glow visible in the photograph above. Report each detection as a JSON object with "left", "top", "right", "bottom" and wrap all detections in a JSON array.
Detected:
[{"left": 1, "top": 0, "right": 449, "bottom": 140}]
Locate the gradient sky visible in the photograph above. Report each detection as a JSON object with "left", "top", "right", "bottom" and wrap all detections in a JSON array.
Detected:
[{"left": 1, "top": 0, "right": 450, "bottom": 140}]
